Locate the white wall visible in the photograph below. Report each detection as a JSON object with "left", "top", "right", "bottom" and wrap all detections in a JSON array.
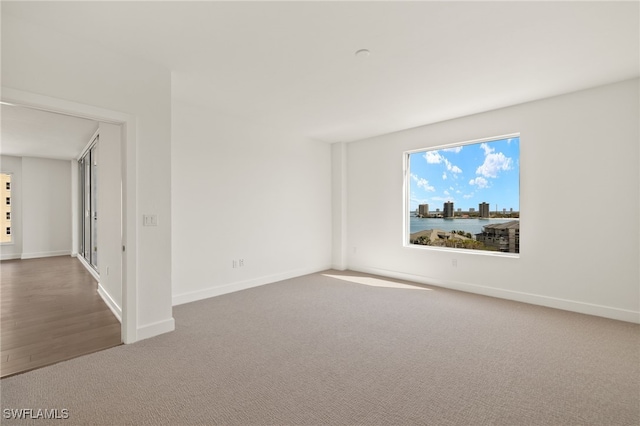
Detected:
[
  {"left": 71, "top": 161, "right": 79, "bottom": 257},
  {"left": 2, "top": 14, "right": 173, "bottom": 340},
  {"left": 97, "top": 123, "right": 123, "bottom": 319},
  {"left": 0, "top": 155, "right": 72, "bottom": 260},
  {"left": 21, "top": 157, "right": 72, "bottom": 259},
  {"left": 171, "top": 100, "right": 332, "bottom": 305},
  {"left": 331, "top": 142, "right": 348, "bottom": 270},
  {"left": 0, "top": 155, "right": 23, "bottom": 260},
  {"left": 346, "top": 79, "right": 640, "bottom": 323}
]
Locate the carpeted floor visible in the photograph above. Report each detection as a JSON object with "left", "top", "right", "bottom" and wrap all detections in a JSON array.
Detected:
[{"left": 1, "top": 270, "right": 639, "bottom": 425}]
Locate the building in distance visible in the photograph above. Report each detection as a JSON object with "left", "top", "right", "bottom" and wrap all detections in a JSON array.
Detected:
[
  {"left": 479, "top": 202, "right": 490, "bottom": 218},
  {"left": 418, "top": 204, "right": 429, "bottom": 218},
  {"left": 443, "top": 201, "right": 454, "bottom": 218}
]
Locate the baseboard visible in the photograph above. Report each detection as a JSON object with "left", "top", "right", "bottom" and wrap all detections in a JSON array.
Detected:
[
  {"left": 172, "top": 265, "right": 331, "bottom": 306},
  {"left": 21, "top": 250, "right": 71, "bottom": 260},
  {"left": 0, "top": 253, "right": 22, "bottom": 260},
  {"left": 351, "top": 265, "right": 640, "bottom": 324},
  {"left": 330, "top": 263, "right": 348, "bottom": 271},
  {"left": 98, "top": 283, "right": 122, "bottom": 322},
  {"left": 76, "top": 255, "right": 100, "bottom": 282},
  {"left": 137, "top": 317, "right": 175, "bottom": 342}
]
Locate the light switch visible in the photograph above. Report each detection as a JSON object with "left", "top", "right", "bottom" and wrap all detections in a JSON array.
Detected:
[{"left": 143, "top": 214, "right": 158, "bottom": 226}]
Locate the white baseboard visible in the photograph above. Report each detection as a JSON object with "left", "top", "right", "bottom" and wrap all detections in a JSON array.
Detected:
[
  {"left": 76, "top": 255, "right": 100, "bottom": 282},
  {"left": 351, "top": 265, "right": 640, "bottom": 324},
  {"left": 21, "top": 250, "right": 71, "bottom": 260},
  {"left": 1, "top": 253, "right": 22, "bottom": 260},
  {"left": 137, "top": 317, "right": 175, "bottom": 342},
  {"left": 172, "top": 265, "right": 331, "bottom": 306},
  {"left": 98, "top": 283, "right": 122, "bottom": 322}
]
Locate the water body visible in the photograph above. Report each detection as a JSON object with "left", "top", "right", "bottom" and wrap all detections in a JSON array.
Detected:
[{"left": 409, "top": 216, "right": 517, "bottom": 235}]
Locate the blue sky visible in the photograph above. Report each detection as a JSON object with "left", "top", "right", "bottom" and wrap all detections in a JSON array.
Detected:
[{"left": 409, "top": 137, "right": 520, "bottom": 213}]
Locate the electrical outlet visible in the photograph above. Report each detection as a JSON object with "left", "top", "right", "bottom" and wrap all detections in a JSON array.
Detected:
[
  {"left": 232, "top": 260, "right": 237, "bottom": 268},
  {"left": 239, "top": 259, "right": 244, "bottom": 267}
]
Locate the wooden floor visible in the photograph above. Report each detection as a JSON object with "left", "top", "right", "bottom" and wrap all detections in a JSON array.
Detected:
[{"left": 1, "top": 256, "right": 121, "bottom": 378}]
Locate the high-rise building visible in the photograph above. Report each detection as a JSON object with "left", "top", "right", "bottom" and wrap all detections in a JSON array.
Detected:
[
  {"left": 479, "top": 202, "right": 490, "bottom": 218},
  {"left": 443, "top": 201, "right": 454, "bottom": 218},
  {"left": 418, "top": 204, "right": 429, "bottom": 218}
]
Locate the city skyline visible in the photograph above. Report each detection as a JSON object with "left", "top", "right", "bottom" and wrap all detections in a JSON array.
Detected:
[{"left": 409, "top": 136, "right": 520, "bottom": 212}]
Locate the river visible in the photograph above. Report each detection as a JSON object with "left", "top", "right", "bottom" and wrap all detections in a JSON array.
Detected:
[{"left": 409, "top": 216, "right": 518, "bottom": 235}]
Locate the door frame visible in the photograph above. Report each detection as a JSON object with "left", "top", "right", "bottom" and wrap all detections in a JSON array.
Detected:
[{"left": 2, "top": 87, "right": 138, "bottom": 344}]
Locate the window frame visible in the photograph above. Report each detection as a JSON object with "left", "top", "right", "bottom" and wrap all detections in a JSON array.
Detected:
[
  {"left": 403, "top": 133, "right": 521, "bottom": 258},
  {"left": 1, "top": 172, "right": 13, "bottom": 245}
]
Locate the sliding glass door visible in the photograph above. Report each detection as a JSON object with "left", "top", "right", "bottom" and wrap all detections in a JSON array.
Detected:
[{"left": 79, "top": 137, "right": 98, "bottom": 270}]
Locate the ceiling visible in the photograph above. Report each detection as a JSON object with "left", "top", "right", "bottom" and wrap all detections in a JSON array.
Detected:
[
  {"left": 1, "top": 104, "right": 99, "bottom": 160},
  {"left": 2, "top": 1, "right": 639, "bottom": 148}
]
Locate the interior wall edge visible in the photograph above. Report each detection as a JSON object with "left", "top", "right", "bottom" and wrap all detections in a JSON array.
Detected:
[{"left": 98, "top": 283, "right": 123, "bottom": 323}]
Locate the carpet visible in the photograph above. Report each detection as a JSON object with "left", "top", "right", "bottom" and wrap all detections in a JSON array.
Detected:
[{"left": 1, "top": 270, "right": 638, "bottom": 425}]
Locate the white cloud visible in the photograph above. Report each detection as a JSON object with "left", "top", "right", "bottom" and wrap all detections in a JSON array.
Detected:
[
  {"left": 463, "top": 193, "right": 474, "bottom": 199},
  {"left": 444, "top": 190, "right": 450, "bottom": 196},
  {"left": 410, "top": 173, "right": 435, "bottom": 192},
  {"left": 480, "top": 143, "right": 494, "bottom": 155},
  {"left": 476, "top": 152, "right": 512, "bottom": 178},
  {"left": 443, "top": 146, "right": 463, "bottom": 153},
  {"left": 424, "top": 151, "right": 462, "bottom": 173},
  {"left": 442, "top": 172, "right": 447, "bottom": 180},
  {"left": 410, "top": 192, "right": 430, "bottom": 206},
  {"left": 469, "top": 177, "right": 489, "bottom": 189},
  {"left": 424, "top": 151, "right": 443, "bottom": 164}
]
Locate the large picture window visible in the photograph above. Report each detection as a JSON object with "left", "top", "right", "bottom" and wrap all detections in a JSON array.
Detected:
[{"left": 405, "top": 135, "right": 520, "bottom": 254}]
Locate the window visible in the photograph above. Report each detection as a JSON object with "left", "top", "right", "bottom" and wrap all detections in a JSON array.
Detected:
[
  {"left": 406, "top": 135, "right": 520, "bottom": 254},
  {"left": 1, "top": 173, "right": 12, "bottom": 244}
]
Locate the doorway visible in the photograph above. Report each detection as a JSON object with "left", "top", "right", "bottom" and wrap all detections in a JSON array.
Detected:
[
  {"left": 0, "top": 87, "right": 138, "bottom": 345},
  {"left": 0, "top": 106, "right": 126, "bottom": 377}
]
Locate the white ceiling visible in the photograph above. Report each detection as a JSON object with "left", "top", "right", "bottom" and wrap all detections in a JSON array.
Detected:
[
  {"left": 1, "top": 104, "right": 99, "bottom": 160},
  {"left": 2, "top": 1, "right": 639, "bottom": 145}
]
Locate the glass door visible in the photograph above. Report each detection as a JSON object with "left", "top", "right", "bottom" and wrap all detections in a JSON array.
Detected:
[
  {"left": 90, "top": 144, "right": 98, "bottom": 268},
  {"left": 79, "top": 136, "right": 98, "bottom": 271}
]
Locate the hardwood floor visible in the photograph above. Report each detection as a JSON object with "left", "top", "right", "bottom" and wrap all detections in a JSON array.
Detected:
[{"left": 1, "top": 256, "right": 121, "bottom": 378}]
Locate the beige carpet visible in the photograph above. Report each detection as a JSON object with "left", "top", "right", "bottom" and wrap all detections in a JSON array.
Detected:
[{"left": 1, "top": 270, "right": 638, "bottom": 425}]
